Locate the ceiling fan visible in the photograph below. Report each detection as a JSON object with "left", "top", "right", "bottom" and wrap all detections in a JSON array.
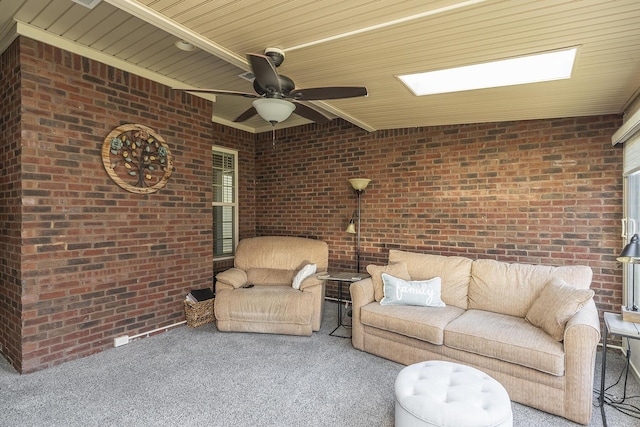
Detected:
[{"left": 177, "top": 48, "right": 368, "bottom": 126}]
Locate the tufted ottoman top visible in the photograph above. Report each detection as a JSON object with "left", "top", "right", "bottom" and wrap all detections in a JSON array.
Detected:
[{"left": 394, "top": 361, "right": 513, "bottom": 427}]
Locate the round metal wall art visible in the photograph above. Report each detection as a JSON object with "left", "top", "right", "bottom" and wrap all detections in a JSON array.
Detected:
[{"left": 101, "top": 124, "right": 173, "bottom": 194}]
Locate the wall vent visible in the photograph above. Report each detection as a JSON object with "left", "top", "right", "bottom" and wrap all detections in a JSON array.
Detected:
[{"left": 71, "top": 0, "right": 102, "bottom": 9}]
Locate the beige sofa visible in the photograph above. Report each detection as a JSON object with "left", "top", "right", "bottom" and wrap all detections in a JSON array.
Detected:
[
  {"left": 214, "top": 236, "right": 328, "bottom": 336},
  {"left": 350, "top": 249, "right": 600, "bottom": 425}
]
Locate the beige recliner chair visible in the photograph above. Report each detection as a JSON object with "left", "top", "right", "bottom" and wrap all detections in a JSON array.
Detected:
[{"left": 214, "top": 236, "right": 328, "bottom": 336}]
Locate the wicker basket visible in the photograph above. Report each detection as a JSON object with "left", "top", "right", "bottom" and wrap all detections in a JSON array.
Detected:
[{"left": 184, "top": 298, "right": 214, "bottom": 327}]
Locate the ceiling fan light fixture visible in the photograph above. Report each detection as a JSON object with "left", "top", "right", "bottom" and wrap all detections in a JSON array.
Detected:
[{"left": 252, "top": 98, "right": 295, "bottom": 124}]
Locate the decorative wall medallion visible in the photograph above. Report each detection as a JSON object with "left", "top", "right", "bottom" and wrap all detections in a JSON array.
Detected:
[{"left": 102, "top": 124, "right": 173, "bottom": 194}]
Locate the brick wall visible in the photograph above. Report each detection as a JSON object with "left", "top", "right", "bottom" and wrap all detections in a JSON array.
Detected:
[
  {"left": 0, "top": 39, "right": 23, "bottom": 371},
  {"left": 255, "top": 117, "right": 624, "bottom": 315},
  {"left": 0, "top": 37, "right": 255, "bottom": 373},
  {"left": 1, "top": 35, "right": 625, "bottom": 372}
]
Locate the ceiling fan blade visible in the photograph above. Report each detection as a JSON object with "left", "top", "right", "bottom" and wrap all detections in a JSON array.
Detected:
[
  {"left": 174, "top": 88, "right": 258, "bottom": 98},
  {"left": 289, "top": 86, "right": 368, "bottom": 101},
  {"left": 292, "top": 102, "right": 330, "bottom": 123},
  {"left": 233, "top": 107, "right": 258, "bottom": 122},
  {"left": 247, "top": 53, "right": 281, "bottom": 93}
]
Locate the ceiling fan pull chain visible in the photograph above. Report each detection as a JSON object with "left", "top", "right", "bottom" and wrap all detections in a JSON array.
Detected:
[{"left": 272, "top": 126, "right": 276, "bottom": 147}]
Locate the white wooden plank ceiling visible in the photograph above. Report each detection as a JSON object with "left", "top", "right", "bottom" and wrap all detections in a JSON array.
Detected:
[{"left": 1, "top": 0, "right": 639, "bottom": 133}]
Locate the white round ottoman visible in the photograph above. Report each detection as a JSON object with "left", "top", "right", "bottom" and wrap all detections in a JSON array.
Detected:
[{"left": 395, "top": 361, "right": 513, "bottom": 427}]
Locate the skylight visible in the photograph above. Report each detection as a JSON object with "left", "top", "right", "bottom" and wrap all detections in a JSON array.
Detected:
[{"left": 398, "top": 47, "right": 578, "bottom": 96}]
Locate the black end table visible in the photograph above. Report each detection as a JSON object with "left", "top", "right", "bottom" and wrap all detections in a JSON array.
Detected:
[{"left": 322, "top": 272, "right": 369, "bottom": 338}]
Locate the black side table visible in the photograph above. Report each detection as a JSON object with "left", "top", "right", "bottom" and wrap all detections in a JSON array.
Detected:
[
  {"left": 322, "top": 272, "right": 369, "bottom": 338},
  {"left": 599, "top": 311, "right": 640, "bottom": 427}
]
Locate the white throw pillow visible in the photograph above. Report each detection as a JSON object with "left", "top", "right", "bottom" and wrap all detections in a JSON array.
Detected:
[
  {"left": 380, "top": 273, "right": 445, "bottom": 307},
  {"left": 292, "top": 264, "right": 317, "bottom": 290}
]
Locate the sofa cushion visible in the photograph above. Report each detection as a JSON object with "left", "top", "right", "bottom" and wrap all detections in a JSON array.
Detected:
[
  {"left": 525, "top": 278, "right": 595, "bottom": 341},
  {"left": 445, "top": 309, "right": 565, "bottom": 376},
  {"left": 247, "top": 268, "right": 296, "bottom": 286},
  {"left": 468, "top": 259, "right": 593, "bottom": 317},
  {"left": 292, "top": 263, "right": 317, "bottom": 290},
  {"left": 388, "top": 250, "right": 472, "bottom": 309},
  {"left": 361, "top": 302, "right": 464, "bottom": 345},
  {"left": 380, "top": 274, "right": 445, "bottom": 307},
  {"left": 367, "top": 262, "right": 411, "bottom": 302}
]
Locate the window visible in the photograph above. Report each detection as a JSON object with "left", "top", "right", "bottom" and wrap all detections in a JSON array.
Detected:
[
  {"left": 624, "top": 172, "right": 640, "bottom": 238},
  {"left": 212, "top": 146, "right": 238, "bottom": 259},
  {"left": 623, "top": 163, "right": 640, "bottom": 314},
  {"left": 620, "top": 114, "right": 640, "bottom": 372}
]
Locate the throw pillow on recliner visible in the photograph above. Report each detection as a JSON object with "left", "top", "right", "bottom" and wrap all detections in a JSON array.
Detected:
[
  {"left": 525, "top": 277, "right": 594, "bottom": 341},
  {"left": 292, "top": 264, "right": 317, "bottom": 290}
]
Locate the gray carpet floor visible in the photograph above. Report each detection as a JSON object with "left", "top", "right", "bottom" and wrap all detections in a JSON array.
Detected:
[{"left": 1, "top": 302, "right": 639, "bottom": 426}]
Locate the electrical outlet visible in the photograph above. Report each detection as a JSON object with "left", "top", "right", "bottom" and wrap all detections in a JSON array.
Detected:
[{"left": 114, "top": 336, "right": 129, "bottom": 347}]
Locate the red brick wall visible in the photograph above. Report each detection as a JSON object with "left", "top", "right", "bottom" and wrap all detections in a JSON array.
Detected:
[
  {"left": 1, "top": 37, "right": 254, "bottom": 373},
  {"left": 255, "top": 117, "right": 624, "bottom": 315},
  {"left": 0, "top": 39, "right": 23, "bottom": 371},
  {"left": 1, "top": 35, "right": 625, "bottom": 372}
]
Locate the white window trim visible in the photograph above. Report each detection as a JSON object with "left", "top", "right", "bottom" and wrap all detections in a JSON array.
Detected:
[{"left": 212, "top": 145, "right": 238, "bottom": 260}]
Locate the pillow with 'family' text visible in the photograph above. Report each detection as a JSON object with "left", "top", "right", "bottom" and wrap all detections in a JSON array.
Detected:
[{"left": 380, "top": 273, "right": 445, "bottom": 307}]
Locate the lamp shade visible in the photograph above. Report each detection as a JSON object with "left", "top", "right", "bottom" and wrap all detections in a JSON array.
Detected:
[
  {"left": 618, "top": 234, "right": 640, "bottom": 263},
  {"left": 349, "top": 178, "right": 371, "bottom": 191},
  {"left": 345, "top": 220, "right": 356, "bottom": 234},
  {"left": 252, "top": 98, "right": 295, "bottom": 124}
]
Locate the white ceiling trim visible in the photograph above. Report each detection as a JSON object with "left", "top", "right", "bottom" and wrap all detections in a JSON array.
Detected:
[
  {"left": 105, "top": 0, "right": 247, "bottom": 70},
  {"left": 311, "top": 102, "right": 375, "bottom": 132},
  {"left": 14, "top": 20, "right": 217, "bottom": 103},
  {"left": 104, "top": 0, "right": 376, "bottom": 133},
  {"left": 284, "top": 0, "right": 488, "bottom": 53},
  {"left": 613, "top": 107, "right": 640, "bottom": 145},
  {"left": 0, "top": 20, "right": 19, "bottom": 55},
  {"left": 210, "top": 115, "right": 256, "bottom": 134}
]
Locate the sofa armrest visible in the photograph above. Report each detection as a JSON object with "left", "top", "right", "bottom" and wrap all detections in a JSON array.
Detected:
[
  {"left": 215, "top": 268, "right": 247, "bottom": 290},
  {"left": 299, "top": 275, "right": 323, "bottom": 291},
  {"left": 562, "top": 299, "right": 601, "bottom": 424},
  {"left": 300, "top": 275, "right": 325, "bottom": 331},
  {"left": 349, "top": 278, "right": 375, "bottom": 350},
  {"left": 565, "top": 299, "right": 601, "bottom": 339},
  {"left": 350, "top": 277, "right": 375, "bottom": 306}
]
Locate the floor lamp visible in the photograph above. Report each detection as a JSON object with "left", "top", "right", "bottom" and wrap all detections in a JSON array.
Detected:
[
  {"left": 346, "top": 178, "right": 370, "bottom": 273},
  {"left": 618, "top": 233, "right": 640, "bottom": 323}
]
